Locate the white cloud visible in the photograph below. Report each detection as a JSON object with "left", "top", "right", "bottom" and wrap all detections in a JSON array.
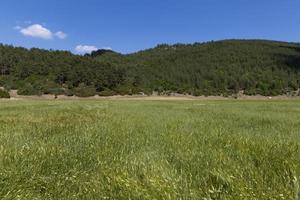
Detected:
[
  {"left": 17, "top": 24, "right": 67, "bottom": 40},
  {"left": 55, "top": 31, "right": 67, "bottom": 39},
  {"left": 20, "top": 24, "right": 53, "bottom": 39},
  {"left": 14, "top": 26, "right": 22, "bottom": 30},
  {"left": 75, "top": 45, "right": 98, "bottom": 54},
  {"left": 102, "top": 47, "right": 112, "bottom": 50}
]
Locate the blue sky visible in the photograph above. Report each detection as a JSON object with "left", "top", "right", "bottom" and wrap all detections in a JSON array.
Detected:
[{"left": 0, "top": 0, "right": 299, "bottom": 54}]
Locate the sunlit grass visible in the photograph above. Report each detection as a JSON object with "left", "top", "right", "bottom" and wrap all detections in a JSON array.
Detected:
[{"left": 0, "top": 100, "right": 300, "bottom": 199}]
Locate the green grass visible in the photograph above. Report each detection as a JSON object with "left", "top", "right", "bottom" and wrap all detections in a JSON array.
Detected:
[{"left": 0, "top": 100, "right": 300, "bottom": 199}]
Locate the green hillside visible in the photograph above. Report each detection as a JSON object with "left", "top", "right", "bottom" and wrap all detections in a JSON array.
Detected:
[{"left": 1, "top": 40, "right": 300, "bottom": 97}]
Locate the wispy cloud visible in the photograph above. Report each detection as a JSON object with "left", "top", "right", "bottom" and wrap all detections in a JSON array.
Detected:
[
  {"left": 55, "top": 31, "right": 67, "bottom": 39},
  {"left": 14, "top": 26, "right": 22, "bottom": 30},
  {"left": 17, "top": 24, "right": 67, "bottom": 40},
  {"left": 101, "top": 47, "right": 113, "bottom": 51},
  {"left": 75, "top": 45, "right": 98, "bottom": 54}
]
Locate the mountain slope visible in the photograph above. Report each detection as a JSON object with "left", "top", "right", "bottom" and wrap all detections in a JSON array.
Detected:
[
  {"left": 94, "top": 40, "right": 300, "bottom": 96},
  {"left": 1, "top": 40, "right": 300, "bottom": 97}
]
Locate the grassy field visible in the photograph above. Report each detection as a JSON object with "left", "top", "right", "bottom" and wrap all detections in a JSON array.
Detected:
[{"left": 0, "top": 99, "right": 300, "bottom": 199}]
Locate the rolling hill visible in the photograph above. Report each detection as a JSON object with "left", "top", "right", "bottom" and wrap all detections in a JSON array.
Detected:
[{"left": 1, "top": 40, "right": 300, "bottom": 97}]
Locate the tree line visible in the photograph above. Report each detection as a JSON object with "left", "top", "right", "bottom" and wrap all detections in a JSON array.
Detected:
[{"left": 1, "top": 40, "right": 300, "bottom": 97}]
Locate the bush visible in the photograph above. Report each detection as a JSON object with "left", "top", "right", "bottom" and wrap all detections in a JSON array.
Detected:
[
  {"left": 0, "top": 76, "right": 6, "bottom": 86},
  {"left": 142, "top": 88, "right": 153, "bottom": 96},
  {"left": 193, "top": 89, "right": 202, "bottom": 97},
  {"left": 64, "top": 89, "right": 74, "bottom": 96},
  {"left": 244, "top": 88, "right": 257, "bottom": 96},
  {"left": 3, "top": 79, "right": 26, "bottom": 91},
  {"left": 44, "top": 88, "right": 65, "bottom": 95},
  {"left": 17, "top": 84, "right": 42, "bottom": 96},
  {"left": 73, "top": 84, "right": 97, "bottom": 97},
  {"left": 0, "top": 89, "right": 10, "bottom": 98},
  {"left": 131, "top": 87, "right": 143, "bottom": 95},
  {"left": 99, "top": 89, "right": 116, "bottom": 97},
  {"left": 115, "top": 85, "right": 131, "bottom": 96}
]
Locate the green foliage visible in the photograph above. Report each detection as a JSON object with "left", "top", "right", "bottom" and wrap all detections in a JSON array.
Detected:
[
  {"left": 0, "top": 100, "right": 300, "bottom": 199},
  {"left": 0, "top": 89, "right": 10, "bottom": 98},
  {"left": 73, "top": 83, "right": 97, "bottom": 97},
  {"left": 95, "top": 40, "right": 300, "bottom": 96},
  {"left": 0, "top": 76, "right": 6, "bottom": 86},
  {"left": 44, "top": 88, "right": 65, "bottom": 95},
  {"left": 98, "top": 89, "right": 116, "bottom": 96},
  {"left": 114, "top": 84, "right": 142, "bottom": 96},
  {"left": 64, "top": 89, "right": 74, "bottom": 96},
  {"left": 1, "top": 40, "right": 300, "bottom": 96},
  {"left": 17, "top": 83, "right": 42, "bottom": 96},
  {"left": 142, "top": 88, "right": 153, "bottom": 96}
]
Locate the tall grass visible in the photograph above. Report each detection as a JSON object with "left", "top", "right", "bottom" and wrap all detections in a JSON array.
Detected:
[{"left": 0, "top": 100, "right": 300, "bottom": 199}]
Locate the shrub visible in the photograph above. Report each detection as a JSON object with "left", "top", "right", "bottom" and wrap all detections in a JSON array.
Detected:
[
  {"left": 99, "top": 89, "right": 116, "bottom": 97},
  {"left": 73, "top": 85, "right": 97, "bottom": 97},
  {"left": 44, "top": 88, "right": 65, "bottom": 95},
  {"left": 193, "top": 89, "right": 202, "bottom": 97},
  {"left": 64, "top": 89, "right": 74, "bottom": 96},
  {"left": 0, "top": 76, "right": 6, "bottom": 86},
  {"left": 131, "top": 87, "right": 143, "bottom": 95},
  {"left": 244, "top": 88, "right": 257, "bottom": 96},
  {"left": 17, "top": 84, "right": 42, "bottom": 96},
  {"left": 115, "top": 85, "right": 131, "bottom": 96},
  {"left": 3, "top": 79, "right": 26, "bottom": 91},
  {"left": 0, "top": 89, "right": 10, "bottom": 98},
  {"left": 142, "top": 88, "right": 153, "bottom": 96}
]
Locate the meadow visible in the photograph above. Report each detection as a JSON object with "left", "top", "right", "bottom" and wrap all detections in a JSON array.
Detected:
[{"left": 0, "top": 99, "right": 300, "bottom": 199}]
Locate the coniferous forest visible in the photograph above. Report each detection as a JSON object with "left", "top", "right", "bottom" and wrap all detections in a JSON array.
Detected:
[{"left": 1, "top": 39, "right": 300, "bottom": 97}]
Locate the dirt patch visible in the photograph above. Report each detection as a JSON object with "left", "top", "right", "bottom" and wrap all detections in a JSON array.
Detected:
[
  {"left": 4, "top": 89, "right": 300, "bottom": 101},
  {"left": 4, "top": 91, "right": 300, "bottom": 101}
]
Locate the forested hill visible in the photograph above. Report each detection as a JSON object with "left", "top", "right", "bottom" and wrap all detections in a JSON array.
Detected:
[{"left": 1, "top": 40, "right": 300, "bottom": 97}]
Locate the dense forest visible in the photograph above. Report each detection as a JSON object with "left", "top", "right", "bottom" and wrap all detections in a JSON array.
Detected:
[{"left": 1, "top": 40, "right": 300, "bottom": 97}]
